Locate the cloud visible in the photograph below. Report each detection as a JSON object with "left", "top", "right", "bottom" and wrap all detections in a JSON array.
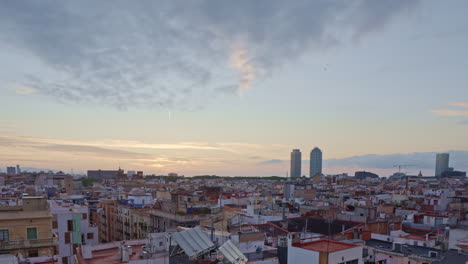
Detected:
[
  {"left": 258, "top": 159, "right": 285, "bottom": 165},
  {"left": 0, "top": 135, "right": 227, "bottom": 152},
  {"left": 449, "top": 102, "right": 468, "bottom": 108},
  {"left": 431, "top": 109, "right": 468, "bottom": 117},
  {"left": 229, "top": 45, "right": 256, "bottom": 95},
  {"left": 14, "top": 84, "right": 38, "bottom": 95},
  {"left": 35, "top": 144, "right": 152, "bottom": 160},
  {"left": 325, "top": 151, "right": 468, "bottom": 173},
  {"left": 0, "top": 123, "right": 16, "bottom": 135},
  {"left": 0, "top": 135, "right": 152, "bottom": 159},
  {"left": 431, "top": 102, "right": 468, "bottom": 117},
  {"left": 0, "top": 0, "right": 419, "bottom": 109}
]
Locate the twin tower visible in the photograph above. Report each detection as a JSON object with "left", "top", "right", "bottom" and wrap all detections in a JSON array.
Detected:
[{"left": 290, "top": 147, "right": 322, "bottom": 178}]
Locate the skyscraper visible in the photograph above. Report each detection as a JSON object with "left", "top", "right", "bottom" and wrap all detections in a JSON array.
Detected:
[
  {"left": 435, "top": 153, "right": 449, "bottom": 177},
  {"left": 310, "top": 147, "right": 323, "bottom": 177},
  {"left": 290, "top": 149, "right": 302, "bottom": 178},
  {"left": 16, "top": 164, "right": 21, "bottom": 174}
]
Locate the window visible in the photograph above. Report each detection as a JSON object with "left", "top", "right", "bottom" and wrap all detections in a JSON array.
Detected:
[
  {"left": 64, "top": 232, "right": 71, "bottom": 244},
  {"left": 82, "top": 213, "right": 87, "bottom": 220},
  {"left": 67, "top": 220, "right": 74, "bottom": 231},
  {"left": 27, "top": 227, "right": 37, "bottom": 240},
  {"left": 0, "top": 230, "right": 9, "bottom": 241},
  {"left": 62, "top": 257, "right": 68, "bottom": 264},
  {"left": 27, "top": 249, "right": 39, "bottom": 257},
  {"left": 87, "top": 233, "right": 94, "bottom": 239},
  {"left": 52, "top": 221, "right": 58, "bottom": 229}
]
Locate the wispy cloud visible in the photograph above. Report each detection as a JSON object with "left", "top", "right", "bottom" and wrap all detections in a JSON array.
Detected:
[
  {"left": 0, "top": 136, "right": 227, "bottom": 152},
  {"left": 449, "top": 102, "right": 468, "bottom": 108},
  {"left": 431, "top": 102, "right": 468, "bottom": 117},
  {"left": 258, "top": 159, "right": 284, "bottom": 165},
  {"left": 0, "top": 135, "right": 152, "bottom": 159},
  {"left": 35, "top": 144, "right": 152, "bottom": 159},
  {"left": 431, "top": 109, "right": 468, "bottom": 117},
  {"left": 14, "top": 83, "right": 38, "bottom": 95},
  {"left": 229, "top": 45, "right": 256, "bottom": 96},
  {"left": 0, "top": 123, "right": 16, "bottom": 135}
]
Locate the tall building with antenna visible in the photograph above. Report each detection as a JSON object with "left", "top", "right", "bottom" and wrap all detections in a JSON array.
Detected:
[
  {"left": 310, "top": 147, "right": 322, "bottom": 177},
  {"left": 290, "top": 149, "right": 302, "bottom": 178}
]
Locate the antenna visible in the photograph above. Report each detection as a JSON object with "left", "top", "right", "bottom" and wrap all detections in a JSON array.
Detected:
[{"left": 393, "top": 164, "right": 416, "bottom": 173}]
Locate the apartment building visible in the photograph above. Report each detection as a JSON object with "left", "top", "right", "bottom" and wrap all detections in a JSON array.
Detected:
[
  {"left": 0, "top": 197, "right": 57, "bottom": 261},
  {"left": 49, "top": 200, "right": 99, "bottom": 264},
  {"left": 97, "top": 200, "right": 118, "bottom": 243}
]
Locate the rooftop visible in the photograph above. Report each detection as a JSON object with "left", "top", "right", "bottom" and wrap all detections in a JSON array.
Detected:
[
  {"left": 0, "top": 210, "right": 51, "bottom": 220},
  {"left": 365, "top": 239, "right": 443, "bottom": 260},
  {"left": 78, "top": 241, "right": 168, "bottom": 264},
  {"left": 270, "top": 216, "right": 362, "bottom": 235},
  {"left": 293, "top": 239, "right": 358, "bottom": 253}
]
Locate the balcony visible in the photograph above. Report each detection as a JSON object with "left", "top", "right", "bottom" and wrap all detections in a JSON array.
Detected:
[{"left": 0, "top": 238, "right": 58, "bottom": 250}]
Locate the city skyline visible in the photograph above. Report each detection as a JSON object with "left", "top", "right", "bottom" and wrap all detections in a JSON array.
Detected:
[
  {"left": 3, "top": 150, "right": 468, "bottom": 177},
  {"left": 1, "top": 1, "right": 468, "bottom": 176}
]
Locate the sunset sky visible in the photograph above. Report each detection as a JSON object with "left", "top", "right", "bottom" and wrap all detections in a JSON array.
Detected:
[{"left": 1, "top": 0, "right": 468, "bottom": 176}]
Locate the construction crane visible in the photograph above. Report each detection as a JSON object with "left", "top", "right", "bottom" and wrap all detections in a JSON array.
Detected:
[{"left": 393, "top": 164, "right": 416, "bottom": 173}]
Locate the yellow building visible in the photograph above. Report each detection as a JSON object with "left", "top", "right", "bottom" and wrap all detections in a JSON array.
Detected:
[{"left": 0, "top": 197, "right": 57, "bottom": 258}]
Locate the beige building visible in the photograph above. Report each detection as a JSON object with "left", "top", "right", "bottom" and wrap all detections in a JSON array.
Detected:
[
  {"left": 97, "top": 200, "right": 118, "bottom": 243},
  {"left": 0, "top": 197, "right": 57, "bottom": 258}
]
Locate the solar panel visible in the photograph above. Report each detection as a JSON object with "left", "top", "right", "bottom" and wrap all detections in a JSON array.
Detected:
[
  {"left": 219, "top": 240, "right": 248, "bottom": 264},
  {"left": 172, "top": 226, "right": 215, "bottom": 259}
]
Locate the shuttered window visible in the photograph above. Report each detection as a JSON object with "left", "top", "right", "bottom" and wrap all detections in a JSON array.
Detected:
[
  {"left": 65, "top": 232, "right": 71, "bottom": 244},
  {"left": 27, "top": 227, "right": 37, "bottom": 240}
]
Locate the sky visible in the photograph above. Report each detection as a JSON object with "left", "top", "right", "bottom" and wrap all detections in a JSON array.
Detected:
[{"left": 0, "top": 0, "right": 468, "bottom": 176}]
